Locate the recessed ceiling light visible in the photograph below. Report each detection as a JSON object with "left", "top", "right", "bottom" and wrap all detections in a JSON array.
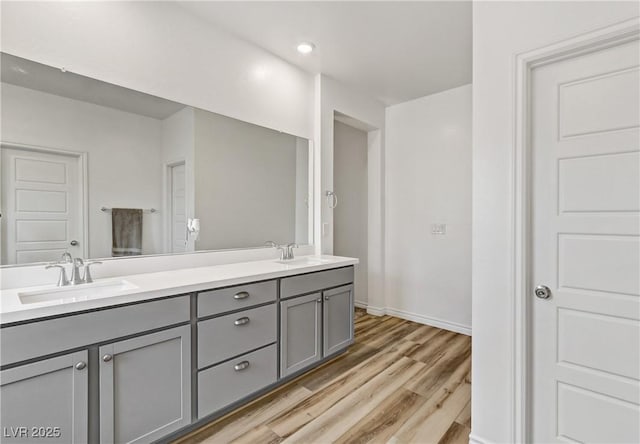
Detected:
[{"left": 297, "top": 42, "right": 315, "bottom": 54}]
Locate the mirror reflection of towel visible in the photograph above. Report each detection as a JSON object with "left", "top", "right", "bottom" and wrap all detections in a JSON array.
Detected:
[{"left": 112, "top": 208, "right": 142, "bottom": 256}]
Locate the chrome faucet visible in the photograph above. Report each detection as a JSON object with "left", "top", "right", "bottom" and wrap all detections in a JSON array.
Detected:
[
  {"left": 265, "top": 241, "right": 298, "bottom": 260},
  {"left": 46, "top": 264, "right": 70, "bottom": 287},
  {"left": 70, "top": 258, "right": 84, "bottom": 285},
  {"left": 46, "top": 253, "right": 102, "bottom": 286},
  {"left": 285, "top": 243, "right": 298, "bottom": 260},
  {"left": 265, "top": 241, "right": 286, "bottom": 260},
  {"left": 83, "top": 261, "right": 103, "bottom": 283}
]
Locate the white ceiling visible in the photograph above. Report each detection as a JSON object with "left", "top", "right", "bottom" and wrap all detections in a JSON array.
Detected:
[
  {"left": 179, "top": 1, "right": 472, "bottom": 106},
  {"left": 1, "top": 53, "right": 185, "bottom": 120}
]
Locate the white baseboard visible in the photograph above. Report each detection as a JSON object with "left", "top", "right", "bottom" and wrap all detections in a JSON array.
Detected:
[
  {"left": 361, "top": 305, "right": 472, "bottom": 336},
  {"left": 365, "top": 305, "right": 386, "bottom": 316},
  {"left": 385, "top": 307, "right": 472, "bottom": 336},
  {"left": 468, "top": 433, "right": 489, "bottom": 444},
  {"left": 354, "top": 300, "right": 368, "bottom": 309}
]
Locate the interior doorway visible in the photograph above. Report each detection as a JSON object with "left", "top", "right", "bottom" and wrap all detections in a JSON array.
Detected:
[
  {"left": 167, "top": 161, "right": 187, "bottom": 253},
  {"left": 1, "top": 143, "right": 87, "bottom": 265},
  {"left": 529, "top": 30, "right": 639, "bottom": 443},
  {"left": 512, "top": 19, "right": 640, "bottom": 442},
  {"left": 333, "top": 114, "right": 370, "bottom": 306}
]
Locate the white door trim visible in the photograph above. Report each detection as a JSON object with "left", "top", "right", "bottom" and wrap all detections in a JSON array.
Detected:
[
  {"left": 0, "top": 141, "right": 89, "bottom": 262},
  {"left": 162, "top": 158, "right": 185, "bottom": 253},
  {"left": 328, "top": 113, "right": 384, "bottom": 314},
  {"left": 510, "top": 17, "right": 640, "bottom": 443}
]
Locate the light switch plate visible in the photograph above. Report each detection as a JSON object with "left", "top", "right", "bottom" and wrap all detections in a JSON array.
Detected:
[{"left": 431, "top": 224, "right": 447, "bottom": 235}]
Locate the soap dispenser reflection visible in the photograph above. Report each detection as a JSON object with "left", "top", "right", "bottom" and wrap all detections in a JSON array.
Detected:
[{"left": 186, "top": 218, "right": 200, "bottom": 242}]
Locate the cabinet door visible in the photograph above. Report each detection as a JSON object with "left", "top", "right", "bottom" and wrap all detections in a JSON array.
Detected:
[
  {"left": 323, "top": 284, "right": 354, "bottom": 357},
  {"left": 100, "top": 325, "right": 191, "bottom": 444},
  {"left": 280, "top": 292, "right": 322, "bottom": 377},
  {"left": 0, "top": 351, "right": 88, "bottom": 444}
]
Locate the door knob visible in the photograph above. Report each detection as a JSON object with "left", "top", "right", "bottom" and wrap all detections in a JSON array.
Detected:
[
  {"left": 70, "top": 240, "right": 79, "bottom": 246},
  {"left": 534, "top": 285, "right": 551, "bottom": 299},
  {"left": 75, "top": 361, "right": 86, "bottom": 370},
  {"left": 102, "top": 354, "right": 113, "bottom": 362}
]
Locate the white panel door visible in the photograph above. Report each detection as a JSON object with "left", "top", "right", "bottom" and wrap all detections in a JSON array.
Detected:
[
  {"left": 1, "top": 147, "right": 83, "bottom": 265},
  {"left": 531, "top": 38, "right": 640, "bottom": 443},
  {"left": 170, "top": 163, "right": 186, "bottom": 253}
]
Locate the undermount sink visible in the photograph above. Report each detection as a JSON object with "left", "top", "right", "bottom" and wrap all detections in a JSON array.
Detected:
[
  {"left": 18, "top": 279, "right": 138, "bottom": 305},
  {"left": 275, "top": 257, "right": 333, "bottom": 266}
]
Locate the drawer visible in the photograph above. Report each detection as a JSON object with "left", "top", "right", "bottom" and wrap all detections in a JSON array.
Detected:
[
  {"left": 198, "top": 344, "right": 277, "bottom": 419},
  {"left": 198, "top": 280, "right": 276, "bottom": 318},
  {"left": 280, "top": 266, "right": 354, "bottom": 299},
  {"left": 198, "top": 304, "right": 276, "bottom": 368},
  {"left": 1, "top": 296, "right": 190, "bottom": 366}
]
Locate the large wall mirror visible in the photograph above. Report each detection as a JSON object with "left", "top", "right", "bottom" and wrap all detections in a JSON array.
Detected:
[{"left": 0, "top": 53, "right": 313, "bottom": 266}]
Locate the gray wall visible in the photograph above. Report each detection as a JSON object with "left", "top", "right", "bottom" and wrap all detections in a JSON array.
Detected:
[
  {"left": 294, "top": 138, "right": 310, "bottom": 245},
  {"left": 333, "top": 121, "right": 368, "bottom": 304},
  {"left": 194, "top": 110, "right": 300, "bottom": 250}
]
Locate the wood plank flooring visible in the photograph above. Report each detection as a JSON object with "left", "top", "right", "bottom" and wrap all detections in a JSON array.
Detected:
[{"left": 176, "top": 309, "right": 471, "bottom": 444}]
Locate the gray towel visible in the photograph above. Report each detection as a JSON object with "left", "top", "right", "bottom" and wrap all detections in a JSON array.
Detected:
[{"left": 112, "top": 208, "right": 142, "bottom": 257}]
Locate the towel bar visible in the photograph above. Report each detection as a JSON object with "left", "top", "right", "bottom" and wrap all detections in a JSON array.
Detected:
[{"left": 100, "top": 207, "right": 157, "bottom": 213}]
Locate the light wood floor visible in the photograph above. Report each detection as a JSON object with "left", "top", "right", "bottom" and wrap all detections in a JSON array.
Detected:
[{"left": 177, "top": 309, "right": 472, "bottom": 444}]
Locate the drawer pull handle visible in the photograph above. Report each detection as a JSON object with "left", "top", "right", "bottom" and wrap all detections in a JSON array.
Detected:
[
  {"left": 102, "top": 354, "right": 113, "bottom": 362},
  {"left": 234, "top": 361, "right": 250, "bottom": 371},
  {"left": 234, "top": 317, "right": 250, "bottom": 326},
  {"left": 234, "top": 291, "right": 250, "bottom": 300}
]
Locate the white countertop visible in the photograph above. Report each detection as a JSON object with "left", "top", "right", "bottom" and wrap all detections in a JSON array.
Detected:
[{"left": 0, "top": 255, "right": 358, "bottom": 325}]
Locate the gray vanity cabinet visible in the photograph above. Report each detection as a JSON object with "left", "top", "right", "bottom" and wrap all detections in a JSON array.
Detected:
[
  {"left": 323, "top": 284, "right": 355, "bottom": 357},
  {"left": 0, "top": 266, "right": 354, "bottom": 444},
  {"left": 280, "top": 267, "right": 355, "bottom": 378},
  {"left": 0, "top": 351, "right": 88, "bottom": 444},
  {"left": 99, "top": 325, "right": 191, "bottom": 444},
  {"left": 280, "top": 292, "right": 323, "bottom": 377}
]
